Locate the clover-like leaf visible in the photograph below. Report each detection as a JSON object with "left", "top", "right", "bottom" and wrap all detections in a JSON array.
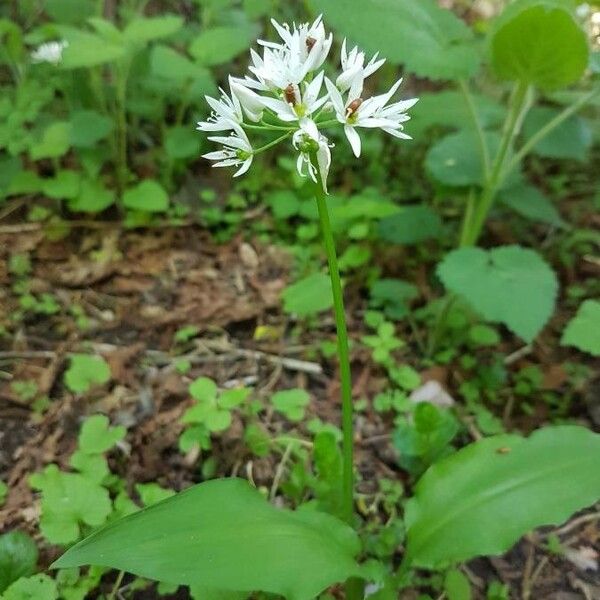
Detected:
[
  {"left": 64, "top": 355, "right": 111, "bottom": 394},
  {"left": 77, "top": 415, "right": 126, "bottom": 455},
  {"left": 29, "top": 465, "right": 111, "bottom": 545},
  {"left": 282, "top": 273, "right": 333, "bottom": 317},
  {"left": 2, "top": 573, "right": 57, "bottom": 600},
  {"left": 271, "top": 389, "right": 310, "bottom": 422},
  {"left": 437, "top": 246, "right": 558, "bottom": 342}
]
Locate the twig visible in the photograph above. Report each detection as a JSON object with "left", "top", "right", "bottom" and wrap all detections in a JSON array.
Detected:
[
  {"left": 270, "top": 442, "right": 294, "bottom": 500},
  {"left": 107, "top": 571, "right": 125, "bottom": 600},
  {"left": 504, "top": 345, "right": 532, "bottom": 365},
  {"left": 0, "top": 351, "right": 57, "bottom": 360}
]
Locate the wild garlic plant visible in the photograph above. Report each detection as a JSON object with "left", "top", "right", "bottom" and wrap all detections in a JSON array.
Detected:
[{"left": 197, "top": 15, "right": 417, "bottom": 525}]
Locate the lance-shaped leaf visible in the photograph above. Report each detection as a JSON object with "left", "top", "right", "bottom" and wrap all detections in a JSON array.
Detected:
[
  {"left": 53, "top": 478, "right": 362, "bottom": 600},
  {"left": 405, "top": 426, "right": 600, "bottom": 568}
]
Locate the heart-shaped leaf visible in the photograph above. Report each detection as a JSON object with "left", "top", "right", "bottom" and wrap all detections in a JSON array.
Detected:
[
  {"left": 53, "top": 479, "right": 362, "bottom": 600},
  {"left": 490, "top": 2, "right": 589, "bottom": 90},
  {"left": 561, "top": 300, "right": 600, "bottom": 356},
  {"left": 437, "top": 245, "right": 558, "bottom": 342},
  {"left": 405, "top": 426, "right": 600, "bottom": 568}
]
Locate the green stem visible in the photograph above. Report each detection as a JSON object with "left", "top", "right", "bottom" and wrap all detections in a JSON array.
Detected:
[
  {"left": 115, "top": 62, "right": 131, "bottom": 203},
  {"left": 462, "top": 81, "right": 530, "bottom": 246},
  {"left": 309, "top": 153, "right": 361, "bottom": 600},
  {"left": 107, "top": 570, "right": 125, "bottom": 600},
  {"left": 458, "top": 78, "right": 490, "bottom": 178},
  {"left": 502, "top": 85, "right": 600, "bottom": 179},
  {"left": 253, "top": 131, "right": 292, "bottom": 155},
  {"left": 459, "top": 188, "right": 476, "bottom": 248}
]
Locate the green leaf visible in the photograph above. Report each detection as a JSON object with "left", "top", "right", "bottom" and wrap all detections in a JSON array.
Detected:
[
  {"left": 189, "top": 26, "right": 255, "bottom": 66},
  {"left": 497, "top": 183, "right": 566, "bottom": 228},
  {"left": 522, "top": 106, "right": 592, "bottom": 161},
  {"left": 124, "top": 15, "right": 183, "bottom": 44},
  {"left": 377, "top": 205, "right": 442, "bottom": 245},
  {"left": 314, "top": 0, "right": 480, "bottom": 80},
  {"left": 165, "top": 126, "right": 201, "bottom": 160},
  {"left": 30, "top": 122, "right": 71, "bottom": 161},
  {"left": 2, "top": 574, "right": 57, "bottom": 600},
  {"left": 29, "top": 465, "right": 111, "bottom": 545},
  {"left": 64, "top": 354, "right": 111, "bottom": 394},
  {"left": 43, "top": 170, "right": 81, "bottom": 200},
  {"left": 490, "top": 3, "right": 589, "bottom": 90},
  {"left": 53, "top": 479, "right": 362, "bottom": 600},
  {"left": 68, "top": 180, "right": 115, "bottom": 213},
  {"left": 60, "top": 31, "right": 125, "bottom": 68},
  {"left": 444, "top": 569, "right": 471, "bottom": 600},
  {"left": 426, "top": 130, "right": 501, "bottom": 187},
  {"left": 282, "top": 273, "right": 333, "bottom": 317},
  {"left": 561, "top": 300, "right": 600, "bottom": 356},
  {"left": 69, "top": 110, "right": 113, "bottom": 148},
  {"left": 78, "top": 415, "right": 126, "bottom": 454},
  {"left": 271, "top": 389, "right": 310, "bottom": 422},
  {"left": 405, "top": 426, "right": 600, "bottom": 568},
  {"left": 135, "top": 483, "right": 175, "bottom": 507},
  {"left": 151, "top": 44, "right": 205, "bottom": 81},
  {"left": 407, "top": 91, "right": 505, "bottom": 138},
  {"left": 0, "top": 531, "right": 38, "bottom": 594},
  {"left": 189, "top": 377, "right": 217, "bottom": 402},
  {"left": 0, "top": 481, "right": 6, "bottom": 506},
  {"left": 437, "top": 246, "right": 558, "bottom": 342},
  {"left": 45, "top": 0, "right": 96, "bottom": 24},
  {"left": 370, "top": 278, "right": 419, "bottom": 320},
  {"left": 123, "top": 180, "right": 169, "bottom": 213}
]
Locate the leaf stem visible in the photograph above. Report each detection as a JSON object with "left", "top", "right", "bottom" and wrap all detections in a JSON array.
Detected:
[
  {"left": 253, "top": 131, "right": 293, "bottom": 155},
  {"left": 458, "top": 79, "right": 490, "bottom": 178}
]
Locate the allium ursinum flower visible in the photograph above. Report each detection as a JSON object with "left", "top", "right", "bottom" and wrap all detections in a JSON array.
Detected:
[
  {"left": 292, "top": 119, "right": 332, "bottom": 193},
  {"left": 202, "top": 124, "right": 253, "bottom": 177},
  {"left": 336, "top": 39, "right": 385, "bottom": 99},
  {"left": 259, "top": 71, "right": 328, "bottom": 122},
  {"left": 324, "top": 77, "right": 418, "bottom": 157},
  {"left": 31, "top": 40, "right": 68, "bottom": 65}
]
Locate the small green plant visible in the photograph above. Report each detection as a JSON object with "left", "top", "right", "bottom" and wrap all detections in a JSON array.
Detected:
[
  {"left": 53, "top": 9, "right": 600, "bottom": 600},
  {"left": 63, "top": 354, "right": 111, "bottom": 394}
]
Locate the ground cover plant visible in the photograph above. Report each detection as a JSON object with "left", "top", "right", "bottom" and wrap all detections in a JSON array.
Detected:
[{"left": 0, "top": 0, "right": 599, "bottom": 599}]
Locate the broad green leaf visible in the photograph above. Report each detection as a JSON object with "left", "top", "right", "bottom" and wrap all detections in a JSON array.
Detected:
[
  {"left": 30, "top": 122, "right": 71, "bottom": 161},
  {"left": 271, "top": 389, "right": 310, "bottom": 422},
  {"left": 444, "top": 569, "right": 471, "bottom": 600},
  {"left": 437, "top": 246, "right": 558, "bottom": 342},
  {"left": 29, "top": 465, "right": 111, "bottom": 545},
  {"left": 78, "top": 415, "right": 126, "bottom": 454},
  {"left": 522, "top": 106, "right": 592, "bottom": 161},
  {"left": 282, "top": 273, "right": 333, "bottom": 317},
  {"left": 68, "top": 180, "right": 114, "bottom": 213},
  {"left": 377, "top": 205, "right": 442, "bottom": 245},
  {"left": 60, "top": 31, "right": 125, "bottom": 68},
  {"left": 407, "top": 91, "right": 505, "bottom": 138},
  {"left": 0, "top": 156, "right": 22, "bottom": 198},
  {"left": 405, "top": 426, "right": 600, "bottom": 568},
  {"left": 314, "top": 0, "right": 480, "bottom": 80},
  {"left": 426, "top": 130, "right": 502, "bottom": 187},
  {"left": 53, "top": 478, "right": 362, "bottom": 600},
  {"left": 45, "top": 0, "right": 96, "bottom": 24},
  {"left": 490, "top": 3, "right": 589, "bottom": 90},
  {"left": 123, "top": 180, "right": 169, "bottom": 213},
  {"left": 69, "top": 110, "right": 113, "bottom": 148},
  {"left": 189, "top": 26, "right": 255, "bottom": 66},
  {"left": 124, "top": 15, "right": 183, "bottom": 44},
  {"left": 0, "top": 531, "right": 38, "bottom": 593},
  {"left": 497, "top": 183, "right": 566, "bottom": 228},
  {"left": 151, "top": 45, "right": 204, "bottom": 81},
  {"left": 64, "top": 354, "right": 111, "bottom": 394},
  {"left": 2, "top": 574, "right": 57, "bottom": 600},
  {"left": 561, "top": 300, "right": 600, "bottom": 356}
]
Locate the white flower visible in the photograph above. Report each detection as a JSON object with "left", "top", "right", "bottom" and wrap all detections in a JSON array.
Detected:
[
  {"left": 292, "top": 119, "right": 332, "bottom": 193},
  {"left": 259, "top": 71, "right": 328, "bottom": 122},
  {"left": 336, "top": 39, "right": 385, "bottom": 99},
  {"left": 325, "top": 77, "right": 418, "bottom": 157},
  {"left": 31, "top": 40, "right": 68, "bottom": 65},
  {"left": 229, "top": 78, "right": 264, "bottom": 122},
  {"left": 197, "top": 79, "right": 244, "bottom": 133},
  {"left": 264, "top": 16, "right": 332, "bottom": 75},
  {"left": 202, "top": 124, "right": 253, "bottom": 177}
]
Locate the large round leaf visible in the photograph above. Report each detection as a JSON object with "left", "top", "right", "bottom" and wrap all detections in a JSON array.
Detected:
[
  {"left": 437, "top": 245, "right": 558, "bottom": 342},
  {"left": 53, "top": 478, "right": 362, "bottom": 600},
  {"left": 314, "top": 0, "right": 480, "bottom": 80},
  {"left": 405, "top": 426, "right": 600, "bottom": 568},
  {"left": 490, "top": 3, "right": 589, "bottom": 90}
]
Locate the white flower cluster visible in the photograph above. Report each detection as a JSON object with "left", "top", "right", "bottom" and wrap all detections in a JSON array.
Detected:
[
  {"left": 197, "top": 16, "right": 418, "bottom": 192},
  {"left": 31, "top": 40, "right": 69, "bottom": 65}
]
